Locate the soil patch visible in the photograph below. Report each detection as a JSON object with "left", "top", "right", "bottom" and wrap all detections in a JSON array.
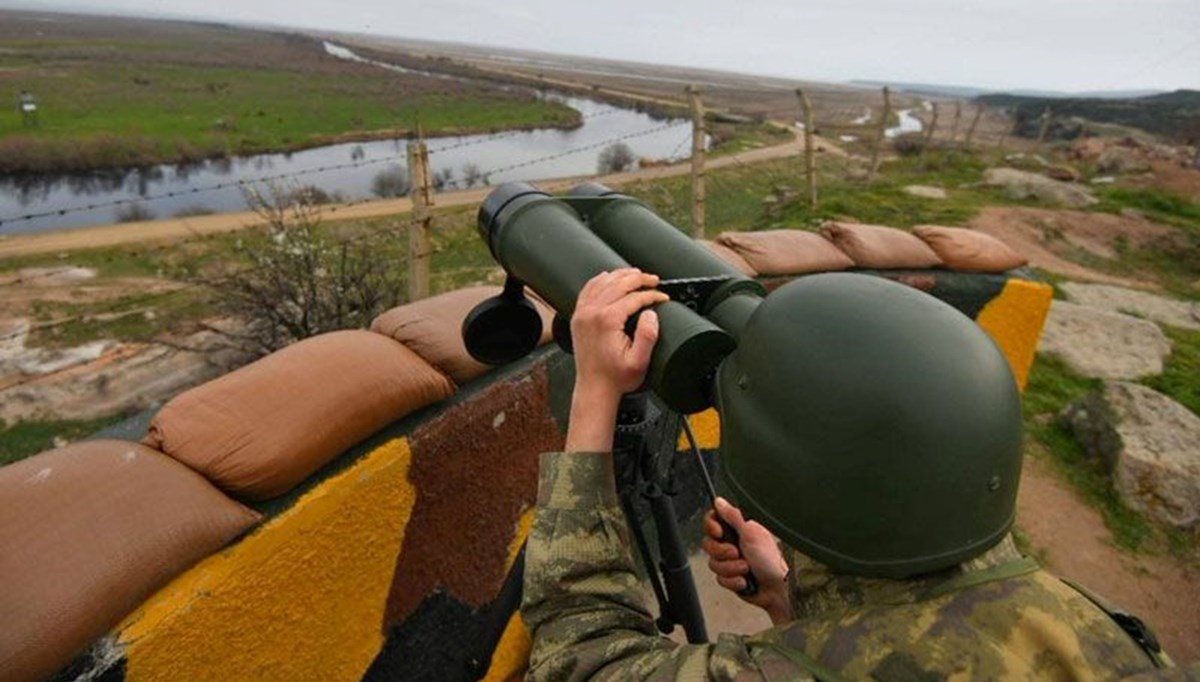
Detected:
[
  {"left": 1016, "top": 455, "right": 1199, "bottom": 663},
  {"left": 968, "top": 206, "right": 1175, "bottom": 287}
]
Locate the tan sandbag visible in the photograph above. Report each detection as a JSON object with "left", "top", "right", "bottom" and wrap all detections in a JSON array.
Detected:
[
  {"left": 370, "top": 286, "right": 555, "bottom": 385},
  {"left": 0, "top": 440, "right": 261, "bottom": 682},
  {"left": 145, "top": 330, "right": 456, "bottom": 500},
  {"left": 820, "top": 222, "right": 944, "bottom": 269},
  {"left": 715, "top": 230, "right": 854, "bottom": 276},
  {"left": 697, "top": 240, "right": 758, "bottom": 276},
  {"left": 912, "top": 225, "right": 1028, "bottom": 273}
]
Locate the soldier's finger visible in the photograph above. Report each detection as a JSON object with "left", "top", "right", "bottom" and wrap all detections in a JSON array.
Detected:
[
  {"left": 708, "top": 557, "right": 750, "bottom": 578},
  {"left": 716, "top": 575, "right": 748, "bottom": 593},
  {"left": 702, "top": 536, "right": 741, "bottom": 561}
]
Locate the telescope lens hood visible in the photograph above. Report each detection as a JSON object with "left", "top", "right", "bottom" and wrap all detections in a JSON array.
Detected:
[{"left": 477, "top": 183, "right": 549, "bottom": 255}]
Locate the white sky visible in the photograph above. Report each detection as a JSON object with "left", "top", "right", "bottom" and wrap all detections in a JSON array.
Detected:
[{"left": 7, "top": 0, "right": 1200, "bottom": 92}]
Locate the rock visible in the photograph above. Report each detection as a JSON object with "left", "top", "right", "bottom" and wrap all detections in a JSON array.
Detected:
[
  {"left": 1090, "top": 176, "right": 1117, "bottom": 185},
  {"left": 1038, "top": 300, "right": 1171, "bottom": 379},
  {"left": 1044, "top": 165, "right": 1081, "bottom": 183},
  {"left": 1096, "top": 147, "right": 1151, "bottom": 174},
  {"left": 903, "top": 185, "right": 947, "bottom": 199},
  {"left": 1061, "top": 282, "right": 1200, "bottom": 331},
  {"left": 1062, "top": 382, "right": 1200, "bottom": 528},
  {"left": 983, "top": 168, "right": 1098, "bottom": 208}
]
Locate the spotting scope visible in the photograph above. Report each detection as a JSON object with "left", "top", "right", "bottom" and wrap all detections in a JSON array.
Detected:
[{"left": 464, "top": 182, "right": 1023, "bottom": 579}]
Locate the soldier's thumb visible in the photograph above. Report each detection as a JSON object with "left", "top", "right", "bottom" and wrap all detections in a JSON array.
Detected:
[{"left": 714, "top": 497, "right": 748, "bottom": 536}]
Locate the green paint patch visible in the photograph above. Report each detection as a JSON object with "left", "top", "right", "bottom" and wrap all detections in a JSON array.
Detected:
[{"left": 0, "top": 415, "right": 131, "bottom": 467}]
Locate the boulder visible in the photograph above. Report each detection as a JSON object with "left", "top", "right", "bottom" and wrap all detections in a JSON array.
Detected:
[
  {"left": 1061, "top": 282, "right": 1200, "bottom": 331},
  {"left": 1038, "top": 300, "right": 1171, "bottom": 379},
  {"left": 1096, "top": 147, "right": 1151, "bottom": 174},
  {"left": 1062, "top": 382, "right": 1200, "bottom": 528},
  {"left": 983, "top": 168, "right": 1098, "bottom": 208},
  {"left": 903, "top": 185, "right": 947, "bottom": 200}
]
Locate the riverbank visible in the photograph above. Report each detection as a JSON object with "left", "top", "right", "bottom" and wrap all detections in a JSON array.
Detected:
[
  {"left": 0, "top": 11, "right": 578, "bottom": 174},
  {"left": 0, "top": 124, "right": 827, "bottom": 257}
]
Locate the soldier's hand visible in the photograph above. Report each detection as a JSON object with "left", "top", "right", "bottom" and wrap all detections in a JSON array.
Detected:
[
  {"left": 564, "top": 269, "right": 668, "bottom": 453},
  {"left": 703, "top": 498, "right": 793, "bottom": 624}
]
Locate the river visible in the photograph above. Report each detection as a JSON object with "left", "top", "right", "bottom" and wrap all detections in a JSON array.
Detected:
[{"left": 0, "top": 45, "right": 696, "bottom": 236}]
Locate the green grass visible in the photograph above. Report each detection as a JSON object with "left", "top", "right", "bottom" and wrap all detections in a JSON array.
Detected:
[
  {"left": 0, "top": 31, "right": 577, "bottom": 172},
  {"left": 0, "top": 415, "right": 131, "bottom": 467},
  {"left": 1093, "top": 187, "right": 1200, "bottom": 234},
  {"left": 1142, "top": 327, "right": 1200, "bottom": 416}
]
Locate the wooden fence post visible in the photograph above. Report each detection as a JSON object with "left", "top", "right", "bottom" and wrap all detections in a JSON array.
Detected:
[
  {"left": 796, "top": 88, "right": 817, "bottom": 209},
  {"left": 687, "top": 85, "right": 706, "bottom": 237},
  {"left": 923, "top": 102, "right": 939, "bottom": 146},
  {"left": 949, "top": 101, "right": 962, "bottom": 144},
  {"left": 407, "top": 136, "right": 433, "bottom": 301},
  {"left": 867, "top": 86, "right": 890, "bottom": 183},
  {"left": 1037, "top": 106, "right": 1054, "bottom": 148},
  {"left": 963, "top": 105, "right": 984, "bottom": 148}
]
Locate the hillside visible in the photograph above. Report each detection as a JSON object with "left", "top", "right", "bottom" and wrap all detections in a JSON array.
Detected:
[{"left": 978, "top": 90, "right": 1200, "bottom": 141}]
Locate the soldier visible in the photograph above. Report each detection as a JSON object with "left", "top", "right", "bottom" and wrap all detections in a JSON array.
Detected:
[
  {"left": 522, "top": 268, "right": 1188, "bottom": 681},
  {"left": 18, "top": 90, "right": 38, "bottom": 128}
]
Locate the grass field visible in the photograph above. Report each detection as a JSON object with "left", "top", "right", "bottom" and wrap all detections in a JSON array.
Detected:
[{"left": 0, "top": 11, "right": 578, "bottom": 173}]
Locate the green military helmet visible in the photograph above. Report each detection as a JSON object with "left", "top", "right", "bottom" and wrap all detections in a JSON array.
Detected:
[{"left": 716, "top": 273, "right": 1023, "bottom": 579}]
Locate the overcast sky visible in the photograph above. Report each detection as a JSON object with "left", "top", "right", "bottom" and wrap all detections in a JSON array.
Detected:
[{"left": 7, "top": 0, "right": 1200, "bottom": 92}]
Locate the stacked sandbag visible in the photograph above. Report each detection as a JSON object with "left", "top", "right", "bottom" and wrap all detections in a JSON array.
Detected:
[
  {"left": 714, "top": 223, "right": 1026, "bottom": 276},
  {"left": 144, "top": 330, "right": 455, "bottom": 500},
  {"left": 0, "top": 441, "right": 261, "bottom": 682},
  {"left": 697, "top": 240, "right": 757, "bottom": 276},
  {"left": 370, "top": 286, "right": 555, "bottom": 385},
  {"left": 715, "top": 230, "right": 854, "bottom": 275},
  {"left": 912, "top": 225, "right": 1028, "bottom": 273},
  {"left": 818, "top": 222, "right": 943, "bottom": 269}
]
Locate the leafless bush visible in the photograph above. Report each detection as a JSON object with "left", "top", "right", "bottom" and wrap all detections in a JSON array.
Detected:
[
  {"left": 431, "top": 167, "right": 454, "bottom": 191},
  {"left": 891, "top": 132, "right": 926, "bottom": 157},
  {"left": 597, "top": 142, "right": 636, "bottom": 173},
  {"left": 203, "top": 184, "right": 406, "bottom": 357},
  {"left": 371, "top": 165, "right": 411, "bottom": 198},
  {"left": 461, "top": 162, "right": 483, "bottom": 188},
  {"left": 114, "top": 202, "right": 155, "bottom": 222}
]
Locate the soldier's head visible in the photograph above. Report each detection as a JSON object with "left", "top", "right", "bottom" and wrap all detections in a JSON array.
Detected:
[{"left": 716, "top": 274, "right": 1024, "bottom": 580}]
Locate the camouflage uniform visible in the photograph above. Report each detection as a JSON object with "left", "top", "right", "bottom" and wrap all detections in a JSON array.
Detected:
[{"left": 523, "top": 452, "right": 1183, "bottom": 681}]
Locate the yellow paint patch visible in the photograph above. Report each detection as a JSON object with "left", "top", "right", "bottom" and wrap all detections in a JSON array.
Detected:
[
  {"left": 976, "top": 279, "right": 1053, "bottom": 391},
  {"left": 481, "top": 612, "right": 533, "bottom": 682},
  {"left": 506, "top": 508, "right": 535, "bottom": 573},
  {"left": 677, "top": 408, "right": 721, "bottom": 450},
  {"left": 118, "top": 438, "right": 418, "bottom": 682}
]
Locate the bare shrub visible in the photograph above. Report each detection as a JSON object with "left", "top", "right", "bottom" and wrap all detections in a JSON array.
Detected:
[
  {"left": 891, "top": 132, "right": 926, "bottom": 157},
  {"left": 174, "top": 205, "right": 216, "bottom": 217},
  {"left": 431, "top": 167, "right": 454, "bottom": 191},
  {"left": 203, "top": 184, "right": 406, "bottom": 357},
  {"left": 288, "top": 184, "right": 344, "bottom": 205},
  {"left": 461, "top": 162, "right": 483, "bottom": 188},
  {"left": 114, "top": 202, "right": 155, "bottom": 222},
  {"left": 371, "top": 165, "right": 411, "bottom": 198},
  {"left": 597, "top": 142, "right": 636, "bottom": 174}
]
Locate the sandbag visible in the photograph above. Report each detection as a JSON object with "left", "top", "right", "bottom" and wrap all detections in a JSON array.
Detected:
[
  {"left": 145, "top": 330, "right": 456, "bottom": 500},
  {"left": 912, "top": 225, "right": 1028, "bottom": 273},
  {"left": 370, "top": 287, "right": 554, "bottom": 385},
  {"left": 697, "top": 240, "right": 758, "bottom": 276},
  {"left": 820, "top": 222, "right": 944, "bottom": 269},
  {"left": 715, "top": 230, "right": 854, "bottom": 276},
  {"left": 0, "top": 440, "right": 261, "bottom": 682}
]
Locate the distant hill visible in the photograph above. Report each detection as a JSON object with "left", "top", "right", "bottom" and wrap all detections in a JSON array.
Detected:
[
  {"left": 849, "top": 80, "right": 1165, "bottom": 101},
  {"left": 977, "top": 89, "right": 1200, "bottom": 142}
]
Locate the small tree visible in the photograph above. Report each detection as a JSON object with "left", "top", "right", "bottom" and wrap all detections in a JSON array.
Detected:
[
  {"left": 204, "top": 184, "right": 406, "bottom": 357},
  {"left": 371, "top": 165, "right": 411, "bottom": 198},
  {"left": 461, "top": 162, "right": 483, "bottom": 188},
  {"left": 597, "top": 142, "right": 636, "bottom": 174}
]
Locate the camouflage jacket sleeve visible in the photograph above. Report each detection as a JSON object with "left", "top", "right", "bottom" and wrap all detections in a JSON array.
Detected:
[{"left": 521, "top": 452, "right": 802, "bottom": 682}]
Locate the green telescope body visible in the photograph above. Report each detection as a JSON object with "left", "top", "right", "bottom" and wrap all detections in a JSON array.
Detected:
[{"left": 468, "top": 182, "right": 1023, "bottom": 578}]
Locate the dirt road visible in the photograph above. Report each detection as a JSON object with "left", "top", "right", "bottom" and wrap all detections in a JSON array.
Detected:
[{"left": 0, "top": 130, "right": 837, "bottom": 259}]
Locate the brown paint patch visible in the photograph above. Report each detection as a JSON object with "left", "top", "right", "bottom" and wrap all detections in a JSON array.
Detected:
[{"left": 385, "top": 362, "right": 564, "bottom": 625}]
